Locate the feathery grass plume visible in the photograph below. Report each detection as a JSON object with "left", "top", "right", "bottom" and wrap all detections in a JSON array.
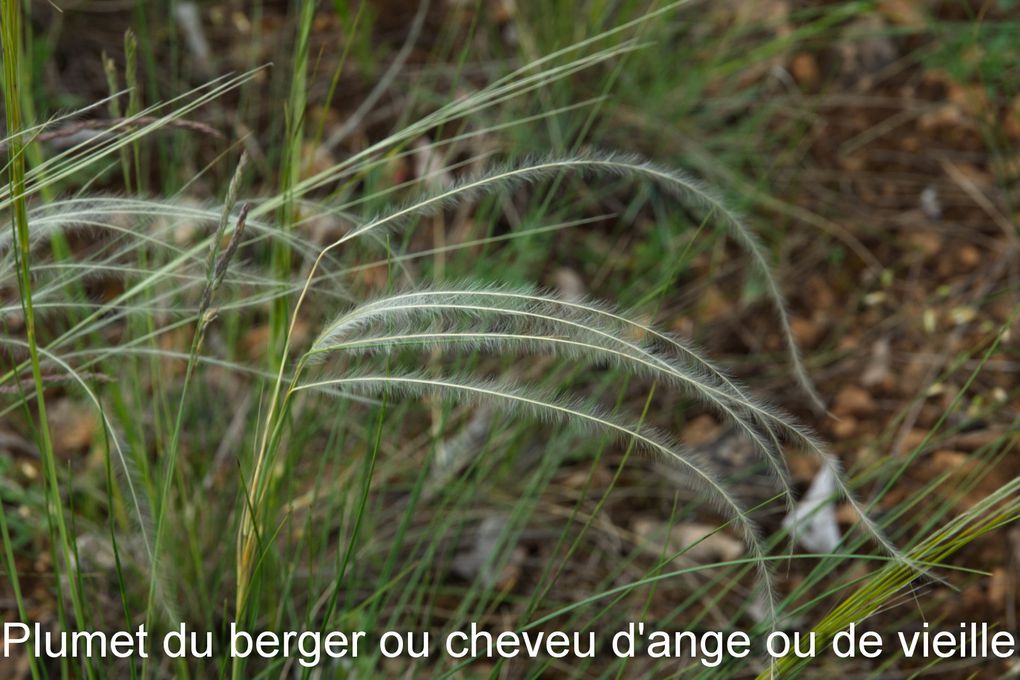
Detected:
[
  {"left": 7, "top": 196, "right": 332, "bottom": 270},
  {"left": 292, "top": 370, "right": 777, "bottom": 622},
  {"left": 315, "top": 149, "right": 924, "bottom": 569},
  {"left": 310, "top": 284, "right": 925, "bottom": 582},
  {"left": 0, "top": 193, "right": 353, "bottom": 369},
  {"left": 325, "top": 152, "right": 824, "bottom": 411},
  {"left": 285, "top": 146, "right": 841, "bottom": 519},
  {"left": 309, "top": 285, "right": 793, "bottom": 506},
  {"left": 279, "top": 153, "right": 766, "bottom": 361},
  {"left": 237, "top": 145, "right": 921, "bottom": 641}
]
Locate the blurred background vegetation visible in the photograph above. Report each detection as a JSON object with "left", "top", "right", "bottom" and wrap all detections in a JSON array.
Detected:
[{"left": 2, "top": 0, "right": 1019, "bottom": 677}]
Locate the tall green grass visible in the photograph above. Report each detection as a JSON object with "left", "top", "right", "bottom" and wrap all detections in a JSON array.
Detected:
[
  {"left": 3, "top": 5, "right": 92, "bottom": 677},
  {"left": 2, "top": 1, "right": 1018, "bottom": 678}
]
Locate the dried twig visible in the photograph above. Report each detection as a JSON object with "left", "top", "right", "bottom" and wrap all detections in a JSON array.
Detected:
[
  {"left": 0, "top": 116, "right": 223, "bottom": 153},
  {"left": 0, "top": 372, "right": 113, "bottom": 394}
]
